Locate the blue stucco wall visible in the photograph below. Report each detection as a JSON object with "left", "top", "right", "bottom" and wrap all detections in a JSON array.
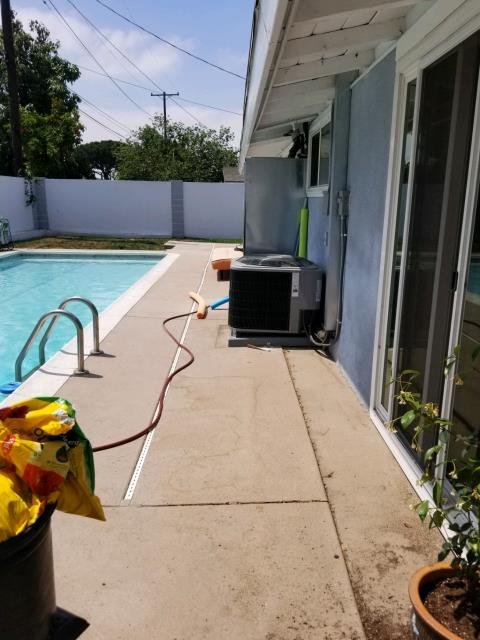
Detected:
[
  {"left": 307, "top": 72, "right": 355, "bottom": 328},
  {"left": 335, "top": 51, "right": 396, "bottom": 404}
]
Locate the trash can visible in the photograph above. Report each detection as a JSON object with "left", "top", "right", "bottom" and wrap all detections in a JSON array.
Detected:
[{"left": 0, "top": 505, "right": 56, "bottom": 640}]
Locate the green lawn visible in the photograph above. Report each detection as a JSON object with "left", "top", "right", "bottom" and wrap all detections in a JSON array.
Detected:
[{"left": 14, "top": 236, "right": 241, "bottom": 251}]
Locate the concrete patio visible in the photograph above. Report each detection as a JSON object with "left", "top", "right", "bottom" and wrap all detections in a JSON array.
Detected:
[{"left": 50, "top": 242, "right": 440, "bottom": 639}]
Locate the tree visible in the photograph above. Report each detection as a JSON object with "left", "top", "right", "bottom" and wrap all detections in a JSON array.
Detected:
[
  {"left": 116, "top": 116, "right": 238, "bottom": 182},
  {"left": 0, "top": 16, "right": 82, "bottom": 176},
  {"left": 73, "top": 140, "right": 125, "bottom": 180}
]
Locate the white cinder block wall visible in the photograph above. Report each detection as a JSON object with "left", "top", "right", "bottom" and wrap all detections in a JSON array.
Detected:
[
  {"left": 0, "top": 176, "right": 245, "bottom": 240},
  {"left": 0, "top": 176, "right": 36, "bottom": 240},
  {"left": 183, "top": 182, "right": 244, "bottom": 238},
  {"left": 46, "top": 179, "right": 173, "bottom": 236}
]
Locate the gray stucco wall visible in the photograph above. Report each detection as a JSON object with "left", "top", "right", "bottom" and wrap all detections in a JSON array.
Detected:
[{"left": 335, "top": 51, "right": 396, "bottom": 403}]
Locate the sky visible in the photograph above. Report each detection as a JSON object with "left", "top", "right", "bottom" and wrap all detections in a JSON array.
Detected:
[{"left": 13, "top": 0, "right": 253, "bottom": 144}]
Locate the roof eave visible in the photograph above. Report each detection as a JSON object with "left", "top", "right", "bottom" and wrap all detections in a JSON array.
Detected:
[{"left": 239, "top": 0, "right": 292, "bottom": 170}]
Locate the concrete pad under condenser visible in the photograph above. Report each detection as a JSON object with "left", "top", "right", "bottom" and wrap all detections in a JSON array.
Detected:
[{"left": 52, "top": 503, "right": 366, "bottom": 640}]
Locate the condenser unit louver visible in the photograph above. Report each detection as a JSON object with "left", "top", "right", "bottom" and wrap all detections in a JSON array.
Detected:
[{"left": 228, "top": 255, "right": 322, "bottom": 334}]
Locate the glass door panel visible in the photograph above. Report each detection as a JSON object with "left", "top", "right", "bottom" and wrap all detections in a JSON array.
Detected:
[
  {"left": 450, "top": 194, "right": 480, "bottom": 461},
  {"left": 380, "top": 80, "right": 417, "bottom": 411},
  {"left": 394, "top": 52, "right": 459, "bottom": 446},
  {"left": 392, "top": 34, "right": 480, "bottom": 454}
]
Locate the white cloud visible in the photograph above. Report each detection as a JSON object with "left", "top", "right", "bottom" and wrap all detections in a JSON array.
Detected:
[
  {"left": 16, "top": 5, "right": 243, "bottom": 145},
  {"left": 16, "top": 6, "right": 182, "bottom": 82}
]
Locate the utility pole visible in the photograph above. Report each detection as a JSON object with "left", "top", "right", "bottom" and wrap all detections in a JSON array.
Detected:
[
  {"left": 151, "top": 91, "right": 179, "bottom": 138},
  {"left": 1, "top": 0, "right": 22, "bottom": 175}
]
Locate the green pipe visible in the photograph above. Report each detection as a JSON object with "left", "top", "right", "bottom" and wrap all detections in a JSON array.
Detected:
[{"left": 298, "top": 206, "right": 309, "bottom": 258}]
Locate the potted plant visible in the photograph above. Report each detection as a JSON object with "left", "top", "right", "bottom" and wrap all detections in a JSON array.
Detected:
[{"left": 390, "top": 355, "right": 480, "bottom": 640}]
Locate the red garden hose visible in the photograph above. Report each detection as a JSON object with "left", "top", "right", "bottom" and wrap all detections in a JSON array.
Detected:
[{"left": 92, "top": 310, "right": 196, "bottom": 453}]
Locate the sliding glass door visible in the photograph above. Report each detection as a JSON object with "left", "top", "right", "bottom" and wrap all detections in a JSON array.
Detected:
[
  {"left": 378, "top": 32, "right": 480, "bottom": 463},
  {"left": 450, "top": 195, "right": 480, "bottom": 462}
]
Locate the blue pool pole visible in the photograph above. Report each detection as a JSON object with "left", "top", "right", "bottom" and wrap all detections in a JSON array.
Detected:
[{"left": 210, "top": 296, "right": 229, "bottom": 310}]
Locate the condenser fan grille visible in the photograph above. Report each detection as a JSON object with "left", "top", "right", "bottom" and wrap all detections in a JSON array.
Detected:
[{"left": 229, "top": 270, "right": 291, "bottom": 331}]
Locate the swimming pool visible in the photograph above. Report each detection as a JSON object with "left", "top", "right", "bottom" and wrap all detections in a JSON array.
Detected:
[{"left": 0, "top": 252, "right": 164, "bottom": 397}]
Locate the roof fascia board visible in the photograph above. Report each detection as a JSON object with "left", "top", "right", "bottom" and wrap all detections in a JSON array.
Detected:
[{"left": 239, "top": 0, "right": 291, "bottom": 169}]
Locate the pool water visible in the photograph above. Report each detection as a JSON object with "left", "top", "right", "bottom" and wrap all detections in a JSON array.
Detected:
[{"left": 0, "top": 253, "right": 162, "bottom": 397}]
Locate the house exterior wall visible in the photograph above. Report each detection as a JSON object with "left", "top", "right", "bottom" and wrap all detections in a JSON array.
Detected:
[{"left": 335, "top": 51, "right": 396, "bottom": 403}]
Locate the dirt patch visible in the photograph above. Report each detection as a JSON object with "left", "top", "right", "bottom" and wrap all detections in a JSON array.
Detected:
[
  {"left": 351, "top": 578, "right": 410, "bottom": 640},
  {"left": 423, "top": 576, "right": 480, "bottom": 639}
]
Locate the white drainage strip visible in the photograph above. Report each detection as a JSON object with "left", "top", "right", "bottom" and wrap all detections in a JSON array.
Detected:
[{"left": 123, "top": 246, "right": 214, "bottom": 502}]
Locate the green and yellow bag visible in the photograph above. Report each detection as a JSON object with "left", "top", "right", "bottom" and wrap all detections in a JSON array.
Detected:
[{"left": 0, "top": 397, "right": 105, "bottom": 542}]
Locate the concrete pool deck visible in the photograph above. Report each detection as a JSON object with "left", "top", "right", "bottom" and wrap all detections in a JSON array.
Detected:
[{"left": 44, "top": 241, "right": 439, "bottom": 639}]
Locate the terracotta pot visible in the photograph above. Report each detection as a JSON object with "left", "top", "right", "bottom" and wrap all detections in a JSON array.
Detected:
[{"left": 409, "top": 562, "right": 462, "bottom": 640}]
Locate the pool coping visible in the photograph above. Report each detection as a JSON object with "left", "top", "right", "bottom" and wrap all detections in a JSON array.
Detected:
[
  {"left": 0, "top": 249, "right": 179, "bottom": 407},
  {"left": 0, "top": 248, "right": 168, "bottom": 258}
]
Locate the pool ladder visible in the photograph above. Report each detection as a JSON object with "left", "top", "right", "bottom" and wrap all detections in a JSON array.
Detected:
[{"left": 15, "top": 296, "right": 104, "bottom": 383}]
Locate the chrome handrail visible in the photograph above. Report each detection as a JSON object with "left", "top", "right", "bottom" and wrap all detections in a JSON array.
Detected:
[
  {"left": 39, "top": 296, "right": 103, "bottom": 366},
  {"left": 15, "top": 310, "right": 89, "bottom": 382}
]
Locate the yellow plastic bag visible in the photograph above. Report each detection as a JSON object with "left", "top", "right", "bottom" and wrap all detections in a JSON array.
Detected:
[
  {"left": 0, "top": 397, "right": 105, "bottom": 542},
  {"left": 0, "top": 468, "right": 45, "bottom": 543}
]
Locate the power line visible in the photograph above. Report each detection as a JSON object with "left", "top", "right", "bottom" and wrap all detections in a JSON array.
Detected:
[
  {"left": 63, "top": 0, "right": 203, "bottom": 127},
  {"left": 176, "top": 97, "right": 241, "bottom": 116},
  {"left": 44, "top": 0, "right": 153, "bottom": 119},
  {"left": 169, "top": 97, "right": 203, "bottom": 127},
  {"left": 77, "top": 65, "right": 242, "bottom": 116},
  {"left": 95, "top": 0, "right": 246, "bottom": 80},
  {"left": 78, "top": 108, "right": 128, "bottom": 139},
  {"left": 78, "top": 64, "right": 151, "bottom": 91},
  {"left": 74, "top": 93, "right": 132, "bottom": 133},
  {"left": 64, "top": 0, "right": 151, "bottom": 91}
]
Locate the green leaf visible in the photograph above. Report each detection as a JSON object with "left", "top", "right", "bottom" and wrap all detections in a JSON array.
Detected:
[
  {"left": 438, "top": 542, "right": 451, "bottom": 561},
  {"left": 433, "top": 481, "right": 443, "bottom": 507},
  {"left": 416, "top": 500, "right": 430, "bottom": 521},
  {"left": 430, "top": 510, "right": 445, "bottom": 528},
  {"left": 400, "top": 369, "right": 420, "bottom": 377},
  {"left": 438, "top": 548, "right": 449, "bottom": 561},
  {"left": 424, "top": 445, "right": 442, "bottom": 462},
  {"left": 401, "top": 410, "right": 416, "bottom": 429}
]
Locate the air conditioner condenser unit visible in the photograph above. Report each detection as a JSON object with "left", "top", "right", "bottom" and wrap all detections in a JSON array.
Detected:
[{"left": 228, "top": 255, "right": 323, "bottom": 335}]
